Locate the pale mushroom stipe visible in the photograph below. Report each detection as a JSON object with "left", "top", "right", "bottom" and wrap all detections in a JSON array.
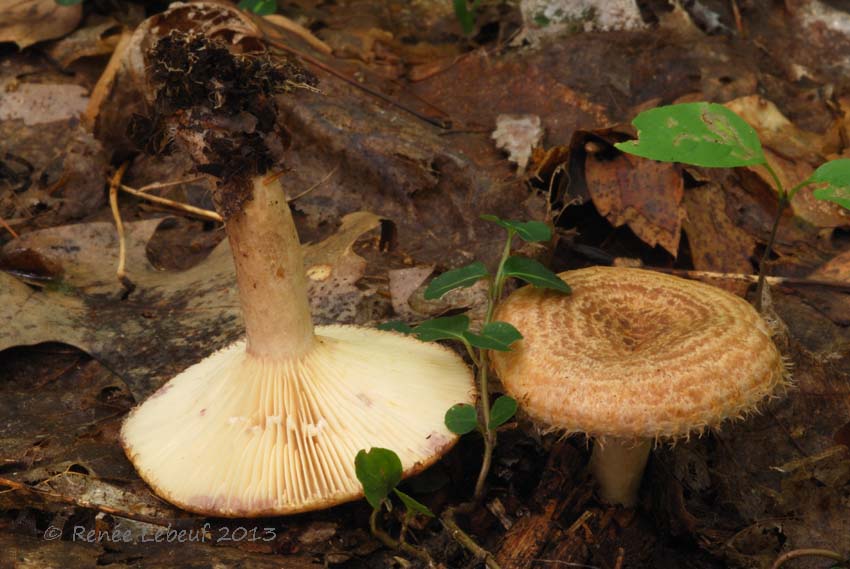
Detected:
[
  {"left": 491, "top": 266, "right": 788, "bottom": 506},
  {"left": 120, "top": 30, "right": 474, "bottom": 517}
]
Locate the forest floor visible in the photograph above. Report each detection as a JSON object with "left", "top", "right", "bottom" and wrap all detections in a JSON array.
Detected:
[{"left": 1, "top": 1, "right": 849, "bottom": 568}]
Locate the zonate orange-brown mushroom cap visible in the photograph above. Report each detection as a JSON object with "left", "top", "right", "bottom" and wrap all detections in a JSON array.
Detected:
[{"left": 491, "top": 266, "right": 787, "bottom": 441}]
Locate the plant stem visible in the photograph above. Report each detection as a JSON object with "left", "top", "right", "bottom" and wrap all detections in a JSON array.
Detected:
[
  {"left": 226, "top": 176, "right": 316, "bottom": 358},
  {"left": 755, "top": 162, "right": 788, "bottom": 312},
  {"left": 770, "top": 548, "right": 846, "bottom": 569},
  {"left": 441, "top": 505, "right": 502, "bottom": 569},
  {"left": 369, "top": 508, "right": 434, "bottom": 565},
  {"left": 472, "top": 231, "right": 514, "bottom": 502}
]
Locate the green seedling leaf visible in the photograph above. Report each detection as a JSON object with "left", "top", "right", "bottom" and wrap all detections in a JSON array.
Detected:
[
  {"left": 377, "top": 321, "right": 414, "bottom": 334},
  {"left": 394, "top": 489, "right": 435, "bottom": 518},
  {"left": 55, "top": 0, "right": 84, "bottom": 5},
  {"left": 424, "top": 261, "right": 489, "bottom": 300},
  {"left": 464, "top": 321, "right": 523, "bottom": 352},
  {"left": 238, "top": 0, "right": 276, "bottom": 15},
  {"left": 355, "top": 448, "right": 403, "bottom": 509},
  {"left": 412, "top": 315, "right": 470, "bottom": 343},
  {"left": 811, "top": 158, "right": 850, "bottom": 209},
  {"left": 453, "top": 0, "right": 477, "bottom": 35},
  {"left": 503, "top": 256, "right": 571, "bottom": 293},
  {"left": 615, "top": 102, "right": 765, "bottom": 168},
  {"left": 445, "top": 403, "right": 478, "bottom": 435},
  {"left": 489, "top": 396, "right": 518, "bottom": 429},
  {"left": 481, "top": 215, "right": 552, "bottom": 243}
]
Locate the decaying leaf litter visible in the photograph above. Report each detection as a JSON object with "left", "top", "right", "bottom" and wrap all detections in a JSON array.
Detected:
[{"left": 1, "top": 0, "right": 849, "bottom": 567}]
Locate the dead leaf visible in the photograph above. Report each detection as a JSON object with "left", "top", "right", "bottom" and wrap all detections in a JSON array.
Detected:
[
  {"left": 1, "top": 212, "right": 383, "bottom": 400},
  {"left": 492, "top": 115, "right": 544, "bottom": 173},
  {"left": 388, "top": 265, "right": 435, "bottom": 319},
  {"left": 0, "top": 0, "right": 82, "bottom": 49},
  {"left": 682, "top": 184, "right": 756, "bottom": 294},
  {"left": 725, "top": 96, "right": 822, "bottom": 162},
  {"left": 45, "top": 19, "right": 124, "bottom": 68},
  {"left": 302, "top": 211, "right": 383, "bottom": 323},
  {"left": 0, "top": 83, "right": 88, "bottom": 126},
  {"left": 726, "top": 96, "right": 850, "bottom": 229},
  {"left": 796, "top": 248, "right": 850, "bottom": 325},
  {"left": 585, "top": 152, "right": 684, "bottom": 255}
]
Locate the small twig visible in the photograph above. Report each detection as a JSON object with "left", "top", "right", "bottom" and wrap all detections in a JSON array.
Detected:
[
  {"left": 265, "top": 38, "right": 450, "bottom": 129},
  {"left": 730, "top": 0, "right": 745, "bottom": 37},
  {"left": 108, "top": 162, "right": 134, "bottom": 293},
  {"left": 369, "top": 508, "right": 435, "bottom": 566},
  {"left": 441, "top": 504, "right": 501, "bottom": 569},
  {"left": 770, "top": 548, "right": 846, "bottom": 569},
  {"left": 613, "top": 547, "right": 625, "bottom": 569},
  {"left": 44, "top": 172, "right": 70, "bottom": 196},
  {"left": 646, "top": 267, "right": 850, "bottom": 293},
  {"left": 120, "top": 184, "right": 222, "bottom": 222},
  {"left": 0, "top": 214, "right": 19, "bottom": 238},
  {"left": 288, "top": 164, "right": 339, "bottom": 202},
  {"left": 133, "top": 176, "right": 206, "bottom": 194}
]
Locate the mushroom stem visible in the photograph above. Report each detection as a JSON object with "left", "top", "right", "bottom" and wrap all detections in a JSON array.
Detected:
[
  {"left": 226, "top": 176, "right": 315, "bottom": 359},
  {"left": 589, "top": 437, "right": 651, "bottom": 507}
]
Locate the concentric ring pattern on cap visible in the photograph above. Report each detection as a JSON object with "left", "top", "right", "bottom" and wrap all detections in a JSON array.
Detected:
[{"left": 491, "top": 266, "right": 786, "bottom": 440}]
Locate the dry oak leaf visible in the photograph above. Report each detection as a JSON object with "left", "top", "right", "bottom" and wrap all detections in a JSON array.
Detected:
[{"left": 0, "top": 0, "right": 83, "bottom": 49}]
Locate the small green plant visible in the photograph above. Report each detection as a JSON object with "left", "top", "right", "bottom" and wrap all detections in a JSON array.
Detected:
[
  {"left": 372, "top": 215, "right": 569, "bottom": 567},
  {"left": 238, "top": 0, "right": 277, "bottom": 15},
  {"left": 380, "top": 214, "right": 569, "bottom": 502},
  {"left": 454, "top": 0, "right": 483, "bottom": 36},
  {"left": 54, "top": 0, "right": 83, "bottom": 4},
  {"left": 615, "top": 102, "right": 850, "bottom": 311},
  {"left": 354, "top": 447, "right": 435, "bottom": 564}
]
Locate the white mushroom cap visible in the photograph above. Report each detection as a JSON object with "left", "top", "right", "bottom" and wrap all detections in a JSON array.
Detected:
[
  {"left": 121, "top": 325, "right": 473, "bottom": 516},
  {"left": 491, "top": 266, "right": 787, "bottom": 441}
]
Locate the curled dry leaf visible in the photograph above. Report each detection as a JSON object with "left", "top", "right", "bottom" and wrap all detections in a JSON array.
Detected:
[
  {"left": 0, "top": 0, "right": 82, "bottom": 49},
  {"left": 727, "top": 96, "right": 850, "bottom": 229},
  {"left": 0, "top": 212, "right": 384, "bottom": 399},
  {"left": 46, "top": 18, "right": 124, "bottom": 69},
  {"left": 585, "top": 151, "right": 685, "bottom": 256}
]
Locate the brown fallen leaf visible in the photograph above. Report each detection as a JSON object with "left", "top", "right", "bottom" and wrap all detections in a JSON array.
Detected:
[
  {"left": 726, "top": 96, "right": 850, "bottom": 229},
  {"left": 585, "top": 151, "right": 684, "bottom": 256},
  {"left": 0, "top": 0, "right": 82, "bottom": 49},
  {"left": 681, "top": 183, "right": 756, "bottom": 294},
  {"left": 0, "top": 212, "right": 384, "bottom": 400},
  {"left": 795, "top": 248, "right": 850, "bottom": 325},
  {"left": 45, "top": 18, "right": 124, "bottom": 68}
]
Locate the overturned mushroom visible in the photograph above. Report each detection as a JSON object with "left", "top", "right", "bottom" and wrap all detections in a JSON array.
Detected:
[
  {"left": 120, "top": 31, "right": 473, "bottom": 516},
  {"left": 491, "top": 266, "right": 787, "bottom": 506}
]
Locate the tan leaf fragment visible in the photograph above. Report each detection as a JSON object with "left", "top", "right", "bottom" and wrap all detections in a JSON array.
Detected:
[
  {"left": 492, "top": 114, "right": 544, "bottom": 173},
  {"left": 0, "top": 0, "right": 82, "bottom": 49},
  {"left": 0, "top": 82, "right": 88, "bottom": 126},
  {"left": 726, "top": 95, "right": 850, "bottom": 229},
  {"left": 388, "top": 265, "right": 435, "bottom": 318},
  {"left": 45, "top": 19, "right": 124, "bottom": 68}
]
